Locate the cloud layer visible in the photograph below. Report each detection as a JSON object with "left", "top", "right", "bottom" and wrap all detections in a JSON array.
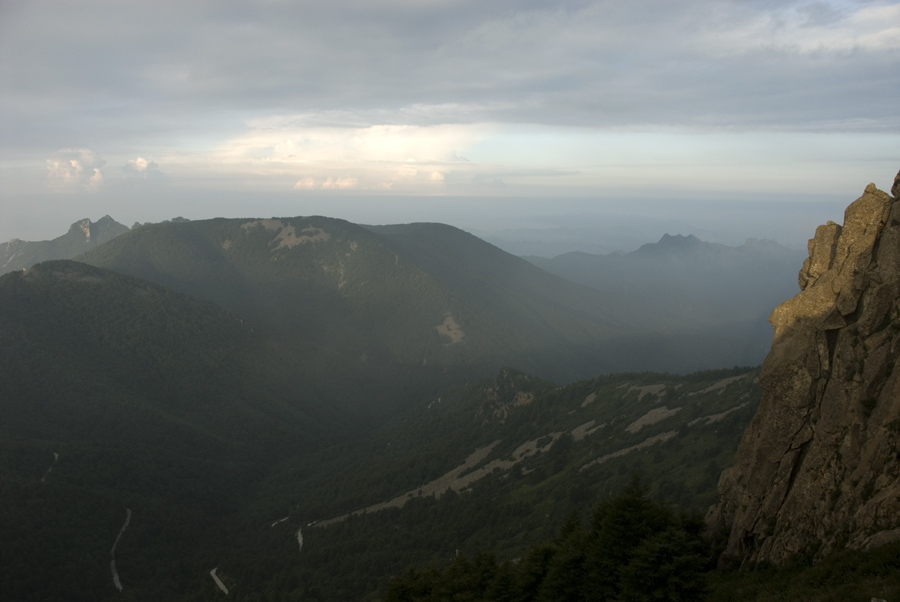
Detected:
[
  {"left": 0, "top": 0, "right": 897, "bottom": 240},
  {"left": 3, "top": 0, "right": 896, "bottom": 138}
]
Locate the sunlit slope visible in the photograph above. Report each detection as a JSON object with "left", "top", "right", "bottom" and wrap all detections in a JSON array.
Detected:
[{"left": 78, "top": 217, "right": 658, "bottom": 382}]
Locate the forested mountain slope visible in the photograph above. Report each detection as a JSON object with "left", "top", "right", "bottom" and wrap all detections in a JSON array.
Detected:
[
  {"left": 77, "top": 216, "right": 624, "bottom": 385},
  {"left": 215, "top": 367, "right": 760, "bottom": 600},
  {"left": 0, "top": 257, "right": 761, "bottom": 600},
  {"left": 0, "top": 260, "right": 372, "bottom": 600}
]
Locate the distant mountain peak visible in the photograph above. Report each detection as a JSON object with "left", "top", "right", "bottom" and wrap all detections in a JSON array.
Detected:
[
  {"left": 659, "top": 233, "right": 700, "bottom": 243},
  {"left": 67, "top": 218, "right": 94, "bottom": 241},
  {"left": 631, "top": 232, "right": 709, "bottom": 257},
  {"left": 0, "top": 216, "right": 129, "bottom": 275}
]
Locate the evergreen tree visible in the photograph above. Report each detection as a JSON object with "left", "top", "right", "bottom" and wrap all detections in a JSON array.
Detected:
[{"left": 378, "top": 480, "right": 708, "bottom": 602}]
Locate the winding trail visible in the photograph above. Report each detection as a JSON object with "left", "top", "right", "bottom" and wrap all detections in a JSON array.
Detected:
[
  {"left": 110, "top": 509, "right": 131, "bottom": 592},
  {"left": 210, "top": 567, "right": 229, "bottom": 594},
  {"left": 40, "top": 452, "right": 59, "bottom": 482},
  {"left": 296, "top": 527, "right": 303, "bottom": 553}
]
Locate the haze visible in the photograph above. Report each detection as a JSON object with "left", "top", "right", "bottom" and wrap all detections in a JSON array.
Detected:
[{"left": 1, "top": 0, "right": 898, "bottom": 249}]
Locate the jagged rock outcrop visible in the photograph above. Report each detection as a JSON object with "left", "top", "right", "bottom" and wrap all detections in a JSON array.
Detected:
[
  {"left": 707, "top": 175, "right": 900, "bottom": 567},
  {"left": 0, "top": 216, "right": 129, "bottom": 275}
]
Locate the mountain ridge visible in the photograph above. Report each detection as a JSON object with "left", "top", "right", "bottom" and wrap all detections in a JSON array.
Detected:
[{"left": 75, "top": 215, "right": 756, "bottom": 385}]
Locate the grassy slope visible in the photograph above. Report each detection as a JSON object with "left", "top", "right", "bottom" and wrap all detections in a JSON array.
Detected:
[{"left": 217, "top": 367, "right": 761, "bottom": 600}]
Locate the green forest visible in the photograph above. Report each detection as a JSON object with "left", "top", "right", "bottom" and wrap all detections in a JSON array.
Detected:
[{"left": 2, "top": 216, "right": 898, "bottom": 600}]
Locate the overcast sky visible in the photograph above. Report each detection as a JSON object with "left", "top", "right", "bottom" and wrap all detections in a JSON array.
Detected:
[{"left": 1, "top": 0, "right": 898, "bottom": 244}]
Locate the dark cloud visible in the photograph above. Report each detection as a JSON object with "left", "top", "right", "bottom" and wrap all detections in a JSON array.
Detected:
[{"left": 2, "top": 0, "right": 897, "bottom": 155}]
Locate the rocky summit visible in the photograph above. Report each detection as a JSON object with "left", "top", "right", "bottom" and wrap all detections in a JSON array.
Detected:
[{"left": 708, "top": 170, "right": 900, "bottom": 567}]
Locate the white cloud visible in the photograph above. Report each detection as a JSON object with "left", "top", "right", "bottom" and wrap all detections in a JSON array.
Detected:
[
  {"left": 430, "top": 170, "right": 444, "bottom": 182},
  {"left": 123, "top": 156, "right": 162, "bottom": 178},
  {"left": 218, "top": 121, "right": 485, "bottom": 166},
  {"left": 204, "top": 120, "right": 485, "bottom": 192},
  {"left": 125, "top": 156, "right": 149, "bottom": 172},
  {"left": 86, "top": 168, "right": 103, "bottom": 189},
  {"left": 321, "top": 176, "right": 358, "bottom": 190},
  {"left": 46, "top": 148, "right": 105, "bottom": 190},
  {"left": 293, "top": 177, "right": 316, "bottom": 189}
]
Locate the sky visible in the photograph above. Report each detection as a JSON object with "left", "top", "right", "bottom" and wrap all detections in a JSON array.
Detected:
[{"left": 1, "top": 0, "right": 898, "bottom": 249}]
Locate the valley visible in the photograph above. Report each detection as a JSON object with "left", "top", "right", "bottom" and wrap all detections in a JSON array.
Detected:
[{"left": 1, "top": 173, "right": 899, "bottom": 600}]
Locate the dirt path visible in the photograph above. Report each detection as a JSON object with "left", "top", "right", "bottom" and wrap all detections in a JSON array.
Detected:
[
  {"left": 40, "top": 452, "right": 58, "bottom": 482},
  {"left": 210, "top": 567, "right": 229, "bottom": 594},
  {"left": 110, "top": 509, "right": 131, "bottom": 592}
]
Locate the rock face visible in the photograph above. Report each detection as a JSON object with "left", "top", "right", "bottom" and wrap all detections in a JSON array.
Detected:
[{"left": 708, "top": 177, "right": 900, "bottom": 567}]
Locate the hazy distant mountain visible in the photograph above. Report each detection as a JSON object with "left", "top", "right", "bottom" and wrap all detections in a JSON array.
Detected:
[
  {"left": 0, "top": 215, "right": 128, "bottom": 274},
  {"left": 526, "top": 235, "right": 806, "bottom": 364}
]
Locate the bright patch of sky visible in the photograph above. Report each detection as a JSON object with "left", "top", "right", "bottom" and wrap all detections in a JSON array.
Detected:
[{"left": 0, "top": 0, "right": 897, "bottom": 245}]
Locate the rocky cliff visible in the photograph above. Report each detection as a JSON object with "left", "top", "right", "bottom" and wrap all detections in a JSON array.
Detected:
[{"left": 708, "top": 171, "right": 900, "bottom": 567}]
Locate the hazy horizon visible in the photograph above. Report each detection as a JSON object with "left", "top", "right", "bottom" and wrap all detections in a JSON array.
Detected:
[{"left": 1, "top": 191, "right": 851, "bottom": 258}]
